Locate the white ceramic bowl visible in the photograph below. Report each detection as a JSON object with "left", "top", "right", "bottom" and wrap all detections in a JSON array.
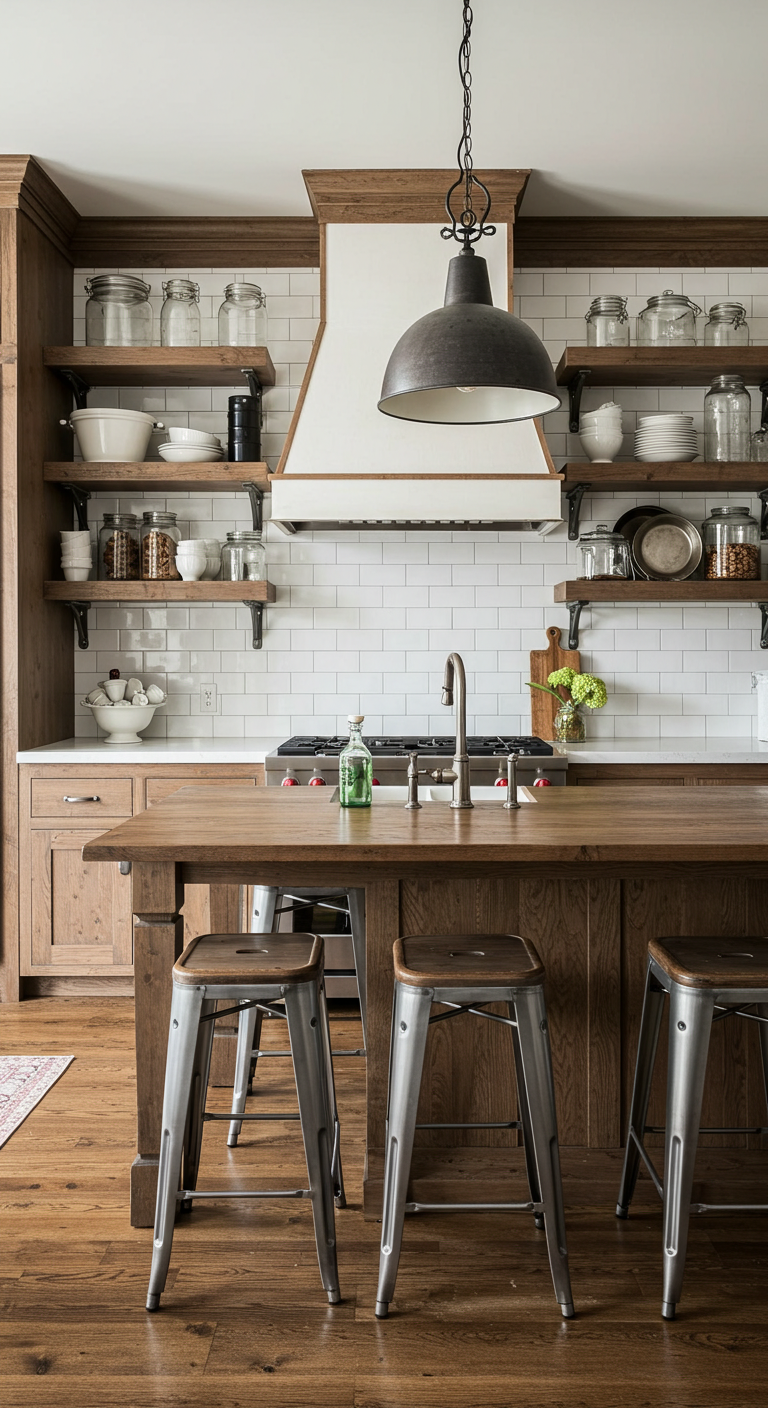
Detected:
[
  {"left": 63, "top": 567, "right": 91, "bottom": 581},
  {"left": 85, "top": 701, "right": 163, "bottom": 745},
  {"left": 579, "top": 426, "right": 625, "bottom": 463},
  {"left": 158, "top": 444, "right": 224, "bottom": 463},
  {"left": 62, "top": 408, "right": 163, "bottom": 463},
  {"left": 168, "top": 427, "right": 222, "bottom": 447}
]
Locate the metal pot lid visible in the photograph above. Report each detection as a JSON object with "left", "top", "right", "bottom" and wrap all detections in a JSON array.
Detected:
[{"left": 632, "top": 513, "right": 702, "bottom": 581}]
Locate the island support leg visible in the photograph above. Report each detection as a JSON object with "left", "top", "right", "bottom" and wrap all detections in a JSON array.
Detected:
[{"left": 130, "top": 860, "right": 184, "bottom": 1227}]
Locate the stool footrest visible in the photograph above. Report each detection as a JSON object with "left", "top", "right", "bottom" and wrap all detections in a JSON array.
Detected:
[
  {"left": 178, "top": 1188, "right": 309, "bottom": 1200},
  {"left": 416, "top": 1120, "right": 521, "bottom": 1130},
  {"left": 204, "top": 1111, "right": 300, "bottom": 1121},
  {"left": 405, "top": 1200, "right": 539, "bottom": 1214},
  {"left": 251, "top": 1048, "right": 365, "bottom": 1058},
  {"left": 692, "top": 1201, "right": 768, "bottom": 1213},
  {"left": 645, "top": 1124, "right": 768, "bottom": 1135}
]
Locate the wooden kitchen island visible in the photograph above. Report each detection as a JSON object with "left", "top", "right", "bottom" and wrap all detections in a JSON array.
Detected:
[{"left": 84, "top": 785, "right": 768, "bottom": 1227}]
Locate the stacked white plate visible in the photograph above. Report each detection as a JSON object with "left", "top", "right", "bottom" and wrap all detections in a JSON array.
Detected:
[
  {"left": 635, "top": 414, "right": 699, "bottom": 463},
  {"left": 158, "top": 441, "right": 224, "bottom": 463}
]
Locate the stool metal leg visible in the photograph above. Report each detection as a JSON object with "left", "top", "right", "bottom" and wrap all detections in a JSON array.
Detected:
[
  {"left": 182, "top": 996, "right": 216, "bottom": 1206},
  {"left": 510, "top": 1007, "right": 544, "bottom": 1229},
  {"left": 617, "top": 961, "right": 666, "bottom": 1217},
  {"left": 318, "top": 980, "right": 346, "bottom": 1207},
  {"left": 661, "top": 982, "right": 714, "bottom": 1320},
  {"left": 228, "top": 886, "right": 279, "bottom": 1146},
  {"left": 347, "top": 887, "right": 367, "bottom": 1047},
  {"left": 146, "top": 983, "right": 205, "bottom": 1311},
  {"left": 513, "top": 985, "right": 575, "bottom": 1319},
  {"left": 375, "top": 982, "right": 433, "bottom": 1319},
  {"left": 284, "top": 980, "right": 341, "bottom": 1304}
]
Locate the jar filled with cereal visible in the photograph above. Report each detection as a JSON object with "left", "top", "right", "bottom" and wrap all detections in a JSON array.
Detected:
[
  {"left": 98, "top": 512, "right": 140, "bottom": 580},
  {"left": 141, "top": 510, "right": 181, "bottom": 580},
  {"left": 702, "top": 505, "right": 760, "bottom": 581}
]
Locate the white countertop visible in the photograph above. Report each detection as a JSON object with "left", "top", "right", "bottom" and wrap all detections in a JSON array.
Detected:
[
  {"left": 555, "top": 738, "right": 768, "bottom": 764},
  {"left": 16, "top": 736, "right": 768, "bottom": 766},
  {"left": 16, "top": 737, "right": 285, "bottom": 765}
]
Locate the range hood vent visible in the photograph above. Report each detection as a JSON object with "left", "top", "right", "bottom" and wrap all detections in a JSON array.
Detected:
[{"left": 270, "top": 174, "right": 562, "bottom": 534}]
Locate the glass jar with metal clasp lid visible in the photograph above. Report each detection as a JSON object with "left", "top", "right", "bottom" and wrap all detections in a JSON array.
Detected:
[
  {"left": 702, "top": 505, "right": 760, "bottom": 581},
  {"left": 585, "top": 295, "right": 630, "bottom": 347},
  {"left": 704, "top": 373, "right": 752, "bottom": 462},
  {"left": 85, "top": 274, "right": 153, "bottom": 346},
  {"left": 578, "top": 523, "right": 631, "bottom": 580},
  {"left": 160, "top": 279, "right": 201, "bottom": 346},
  {"left": 637, "top": 289, "right": 701, "bottom": 346},
  {"left": 141, "top": 510, "right": 181, "bottom": 580},
  {"left": 703, "top": 301, "right": 750, "bottom": 346},
  {"left": 217, "top": 282, "right": 267, "bottom": 346},
  {"left": 98, "top": 512, "right": 141, "bottom": 581},
  {"left": 220, "top": 530, "right": 266, "bottom": 581}
]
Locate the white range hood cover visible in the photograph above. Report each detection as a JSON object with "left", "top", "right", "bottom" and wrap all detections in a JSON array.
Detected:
[{"left": 271, "top": 222, "right": 562, "bottom": 531}]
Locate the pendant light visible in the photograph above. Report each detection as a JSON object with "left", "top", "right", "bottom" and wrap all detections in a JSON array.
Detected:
[{"left": 378, "top": 2, "right": 560, "bottom": 425}]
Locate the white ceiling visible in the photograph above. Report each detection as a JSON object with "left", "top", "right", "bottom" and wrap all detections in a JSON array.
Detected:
[{"left": 5, "top": 0, "right": 767, "bottom": 218}]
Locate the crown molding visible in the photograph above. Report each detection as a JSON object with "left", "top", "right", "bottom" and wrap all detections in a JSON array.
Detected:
[
  {"left": 514, "top": 216, "right": 768, "bottom": 268},
  {"left": 302, "top": 169, "right": 531, "bottom": 225},
  {"left": 70, "top": 216, "right": 320, "bottom": 268},
  {"left": 0, "top": 156, "right": 79, "bottom": 260}
]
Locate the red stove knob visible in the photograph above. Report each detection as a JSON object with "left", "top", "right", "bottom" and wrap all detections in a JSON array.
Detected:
[
  {"left": 494, "top": 776, "right": 508, "bottom": 787},
  {"left": 308, "top": 769, "right": 327, "bottom": 786},
  {"left": 533, "top": 769, "right": 551, "bottom": 787},
  {"left": 281, "top": 768, "right": 301, "bottom": 786},
  {"left": 371, "top": 777, "right": 380, "bottom": 786}
]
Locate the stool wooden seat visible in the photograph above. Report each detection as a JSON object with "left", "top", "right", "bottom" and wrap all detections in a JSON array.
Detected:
[
  {"left": 618, "top": 934, "right": 768, "bottom": 1321},
  {"left": 376, "top": 934, "right": 574, "bottom": 1321},
  {"left": 394, "top": 934, "right": 545, "bottom": 988},
  {"left": 146, "top": 932, "right": 342, "bottom": 1312}
]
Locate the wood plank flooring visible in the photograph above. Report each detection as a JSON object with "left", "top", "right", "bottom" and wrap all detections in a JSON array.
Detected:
[{"left": 1, "top": 998, "right": 767, "bottom": 1407}]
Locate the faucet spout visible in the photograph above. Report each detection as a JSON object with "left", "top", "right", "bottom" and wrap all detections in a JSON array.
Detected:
[{"left": 442, "top": 652, "right": 472, "bottom": 809}]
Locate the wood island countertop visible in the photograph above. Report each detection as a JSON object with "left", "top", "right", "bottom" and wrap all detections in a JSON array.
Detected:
[{"left": 83, "top": 783, "right": 768, "bottom": 868}]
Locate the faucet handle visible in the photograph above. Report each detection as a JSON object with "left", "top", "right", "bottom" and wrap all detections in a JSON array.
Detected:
[
  {"left": 429, "top": 766, "right": 457, "bottom": 784},
  {"left": 503, "top": 752, "right": 521, "bottom": 810}
]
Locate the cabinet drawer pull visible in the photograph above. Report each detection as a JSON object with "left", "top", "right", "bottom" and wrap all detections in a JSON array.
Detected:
[{"left": 62, "top": 795, "right": 101, "bottom": 803}]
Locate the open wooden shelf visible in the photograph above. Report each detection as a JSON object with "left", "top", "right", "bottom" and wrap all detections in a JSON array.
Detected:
[
  {"left": 44, "top": 346, "right": 276, "bottom": 389},
  {"left": 554, "top": 579, "right": 768, "bottom": 603},
  {"left": 561, "top": 461, "right": 767, "bottom": 492},
  {"left": 555, "top": 346, "right": 768, "bottom": 387},
  {"left": 44, "top": 461, "right": 270, "bottom": 494},
  {"left": 44, "top": 579, "right": 276, "bottom": 603}
]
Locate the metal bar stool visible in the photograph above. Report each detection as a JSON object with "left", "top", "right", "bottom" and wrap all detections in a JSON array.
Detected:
[
  {"left": 617, "top": 935, "right": 768, "bottom": 1320},
  {"left": 228, "top": 886, "right": 366, "bottom": 1151},
  {"left": 375, "top": 934, "right": 574, "bottom": 1321},
  {"left": 146, "top": 932, "right": 342, "bottom": 1312}
]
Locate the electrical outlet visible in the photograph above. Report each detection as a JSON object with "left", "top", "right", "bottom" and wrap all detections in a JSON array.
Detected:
[{"left": 200, "top": 683, "right": 218, "bottom": 714}]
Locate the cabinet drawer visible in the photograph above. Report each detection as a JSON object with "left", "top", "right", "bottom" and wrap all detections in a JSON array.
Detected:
[
  {"left": 146, "top": 775, "right": 257, "bottom": 807},
  {"left": 31, "top": 777, "right": 133, "bottom": 819}
]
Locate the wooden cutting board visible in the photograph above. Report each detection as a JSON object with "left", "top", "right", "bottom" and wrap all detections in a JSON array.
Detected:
[{"left": 528, "top": 626, "right": 580, "bottom": 740}]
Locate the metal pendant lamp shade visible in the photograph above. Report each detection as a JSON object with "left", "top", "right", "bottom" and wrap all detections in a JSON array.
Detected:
[{"left": 378, "top": 247, "right": 561, "bottom": 424}]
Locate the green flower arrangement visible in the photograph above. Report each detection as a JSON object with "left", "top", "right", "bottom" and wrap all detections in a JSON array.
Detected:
[{"left": 526, "top": 668, "right": 607, "bottom": 741}]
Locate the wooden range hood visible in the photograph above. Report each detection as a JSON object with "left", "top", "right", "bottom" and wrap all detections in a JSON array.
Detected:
[{"left": 269, "top": 169, "right": 564, "bottom": 534}]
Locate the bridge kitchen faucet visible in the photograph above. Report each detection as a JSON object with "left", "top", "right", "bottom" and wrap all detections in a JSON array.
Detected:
[{"left": 441, "top": 652, "right": 473, "bottom": 809}]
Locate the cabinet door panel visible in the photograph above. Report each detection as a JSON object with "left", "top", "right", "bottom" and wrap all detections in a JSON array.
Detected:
[
  {"left": 31, "top": 777, "right": 133, "bottom": 818},
  {"left": 25, "top": 828, "right": 134, "bottom": 975},
  {"left": 145, "top": 775, "right": 258, "bottom": 807}
]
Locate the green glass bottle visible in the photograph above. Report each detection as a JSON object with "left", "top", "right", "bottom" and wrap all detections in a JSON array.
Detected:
[{"left": 339, "top": 715, "right": 372, "bottom": 808}]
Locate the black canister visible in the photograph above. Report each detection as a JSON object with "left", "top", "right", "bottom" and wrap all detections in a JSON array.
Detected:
[{"left": 227, "top": 394, "right": 261, "bottom": 462}]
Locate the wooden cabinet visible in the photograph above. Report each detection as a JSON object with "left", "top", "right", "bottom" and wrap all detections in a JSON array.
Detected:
[
  {"left": 567, "top": 763, "right": 768, "bottom": 786},
  {"left": 19, "top": 761, "right": 263, "bottom": 994}
]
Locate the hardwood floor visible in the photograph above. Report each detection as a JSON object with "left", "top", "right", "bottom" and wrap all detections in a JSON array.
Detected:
[{"left": 1, "top": 998, "right": 766, "bottom": 1407}]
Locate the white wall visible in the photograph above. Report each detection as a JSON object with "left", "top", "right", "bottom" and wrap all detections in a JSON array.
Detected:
[{"left": 73, "top": 263, "right": 768, "bottom": 741}]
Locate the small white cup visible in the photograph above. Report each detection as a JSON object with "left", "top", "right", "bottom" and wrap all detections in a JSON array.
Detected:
[
  {"left": 105, "top": 679, "right": 128, "bottom": 701},
  {"left": 63, "top": 566, "right": 91, "bottom": 581}
]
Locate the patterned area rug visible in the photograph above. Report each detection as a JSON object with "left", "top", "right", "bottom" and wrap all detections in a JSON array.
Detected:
[{"left": 0, "top": 1055, "right": 74, "bottom": 1147}]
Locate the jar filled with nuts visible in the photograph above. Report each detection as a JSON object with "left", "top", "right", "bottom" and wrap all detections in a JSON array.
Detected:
[
  {"left": 98, "top": 513, "right": 140, "bottom": 580},
  {"left": 702, "top": 505, "right": 761, "bottom": 581},
  {"left": 141, "top": 510, "right": 181, "bottom": 580}
]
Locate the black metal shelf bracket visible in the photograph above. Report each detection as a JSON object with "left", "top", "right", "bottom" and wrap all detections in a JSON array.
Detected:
[
  {"left": 759, "top": 487, "right": 768, "bottom": 541},
  {"left": 243, "top": 600, "right": 265, "bottom": 650},
  {"left": 565, "top": 482, "right": 590, "bottom": 541},
  {"left": 61, "top": 483, "right": 91, "bottom": 531},
  {"left": 241, "top": 482, "right": 264, "bottom": 533},
  {"left": 66, "top": 601, "right": 91, "bottom": 650},
  {"left": 54, "top": 367, "right": 91, "bottom": 410},
  {"left": 567, "top": 600, "right": 588, "bottom": 650},
  {"left": 760, "top": 378, "right": 768, "bottom": 430},
  {"left": 568, "top": 369, "right": 590, "bottom": 432},
  {"left": 760, "top": 604, "right": 768, "bottom": 651},
  {"left": 240, "top": 369, "right": 264, "bottom": 424}
]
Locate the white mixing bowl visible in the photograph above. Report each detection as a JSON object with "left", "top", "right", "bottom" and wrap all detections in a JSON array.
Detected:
[{"left": 62, "top": 408, "right": 163, "bottom": 463}]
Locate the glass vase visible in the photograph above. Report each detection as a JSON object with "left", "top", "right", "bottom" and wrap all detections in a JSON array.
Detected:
[{"left": 553, "top": 701, "right": 586, "bottom": 742}]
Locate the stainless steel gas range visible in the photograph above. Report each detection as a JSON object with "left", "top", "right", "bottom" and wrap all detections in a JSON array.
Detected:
[{"left": 265, "top": 734, "right": 567, "bottom": 787}]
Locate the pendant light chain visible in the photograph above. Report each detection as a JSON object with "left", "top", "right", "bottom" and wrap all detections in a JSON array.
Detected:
[{"left": 442, "top": 2, "right": 495, "bottom": 248}]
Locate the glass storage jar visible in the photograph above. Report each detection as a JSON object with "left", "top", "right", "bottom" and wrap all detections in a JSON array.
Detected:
[
  {"left": 704, "top": 374, "right": 751, "bottom": 462},
  {"left": 585, "top": 295, "right": 630, "bottom": 347},
  {"left": 702, "top": 505, "right": 760, "bottom": 580},
  {"left": 636, "top": 289, "right": 701, "bottom": 346},
  {"left": 751, "top": 427, "right": 768, "bottom": 463},
  {"left": 160, "top": 279, "right": 201, "bottom": 346},
  {"left": 141, "top": 510, "right": 181, "bottom": 580},
  {"left": 85, "top": 274, "right": 153, "bottom": 346},
  {"left": 217, "top": 282, "right": 267, "bottom": 346},
  {"left": 220, "top": 530, "right": 266, "bottom": 581},
  {"left": 578, "top": 523, "right": 631, "bottom": 580},
  {"left": 98, "top": 512, "right": 140, "bottom": 581},
  {"left": 703, "top": 301, "right": 749, "bottom": 346}
]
